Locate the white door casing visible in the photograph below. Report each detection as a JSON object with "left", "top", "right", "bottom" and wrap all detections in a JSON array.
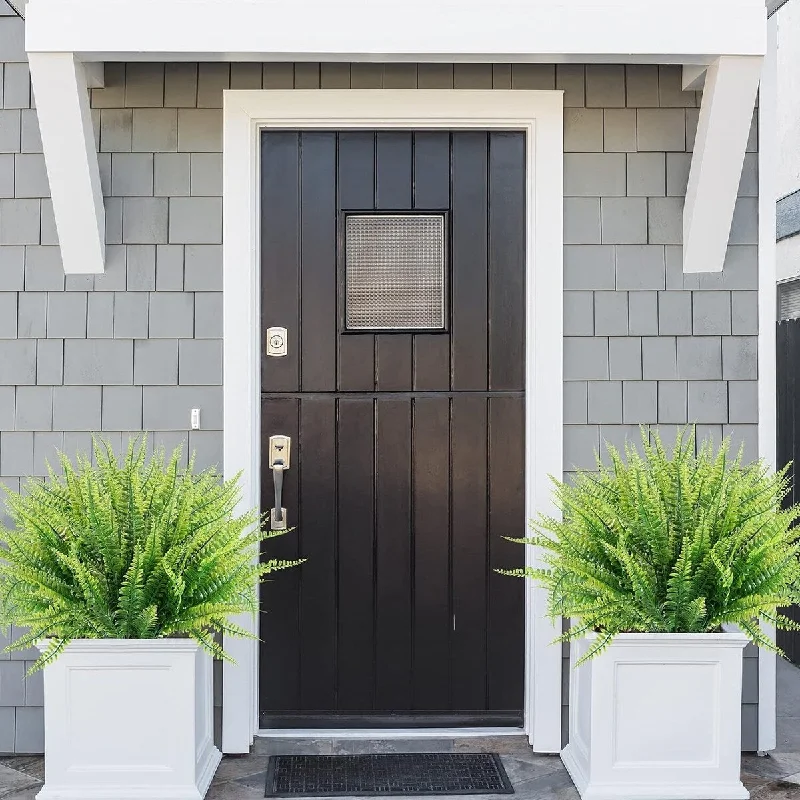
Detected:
[{"left": 221, "top": 89, "right": 565, "bottom": 754}]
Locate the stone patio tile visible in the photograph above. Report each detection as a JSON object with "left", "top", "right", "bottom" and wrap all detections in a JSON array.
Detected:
[
  {"left": 743, "top": 752, "right": 800, "bottom": 782},
  {"left": 332, "top": 738, "right": 454, "bottom": 754},
  {"left": 744, "top": 767, "right": 782, "bottom": 794},
  {"left": 499, "top": 754, "right": 565, "bottom": 785},
  {"left": 252, "top": 737, "right": 334, "bottom": 755},
  {"left": 227, "top": 767, "right": 270, "bottom": 793},
  {"left": 752, "top": 781, "right": 800, "bottom": 800},
  {"left": 513, "top": 765, "right": 581, "bottom": 800},
  {"left": 0, "top": 758, "right": 44, "bottom": 783},
  {"left": 777, "top": 718, "right": 800, "bottom": 755},
  {"left": 0, "top": 765, "right": 39, "bottom": 799},
  {"left": 454, "top": 736, "right": 533, "bottom": 757},
  {"left": 0, "top": 790, "right": 40, "bottom": 800},
  {"left": 205, "top": 778, "right": 265, "bottom": 800},
  {"left": 212, "top": 752, "right": 270, "bottom": 783}
]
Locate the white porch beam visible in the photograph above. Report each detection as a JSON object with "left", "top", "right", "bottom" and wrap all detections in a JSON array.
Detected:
[
  {"left": 25, "top": 0, "right": 766, "bottom": 62},
  {"left": 28, "top": 52, "right": 105, "bottom": 274},
  {"left": 683, "top": 56, "right": 762, "bottom": 274}
]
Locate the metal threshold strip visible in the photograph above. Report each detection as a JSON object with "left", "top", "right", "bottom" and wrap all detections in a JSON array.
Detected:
[{"left": 257, "top": 728, "right": 525, "bottom": 740}]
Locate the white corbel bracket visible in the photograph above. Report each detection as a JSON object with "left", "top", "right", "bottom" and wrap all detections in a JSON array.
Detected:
[
  {"left": 28, "top": 52, "right": 105, "bottom": 274},
  {"left": 682, "top": 65, "right": 708, "bottom": 91},
  {"left": 683, "top": 55, "right": 762, "bottom": 273}
]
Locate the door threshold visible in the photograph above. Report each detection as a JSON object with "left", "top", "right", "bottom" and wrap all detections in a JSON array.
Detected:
[{"left": 256, "top": 727, "right": 526, "bottom": 739}]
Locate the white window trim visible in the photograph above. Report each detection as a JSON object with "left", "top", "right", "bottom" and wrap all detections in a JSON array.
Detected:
[{"left": 222, "top": 88, "right": 564, "bottom": 755}]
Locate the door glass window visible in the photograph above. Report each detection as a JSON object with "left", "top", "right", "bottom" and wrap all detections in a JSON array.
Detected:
[{"left": 344, "top": 213, "right": 447, "bottom": 331}]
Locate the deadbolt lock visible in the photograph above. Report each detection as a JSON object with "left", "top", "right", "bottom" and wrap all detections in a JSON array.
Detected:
[{"left": 266, "top": 327, "right": 288, "bottom": 357}]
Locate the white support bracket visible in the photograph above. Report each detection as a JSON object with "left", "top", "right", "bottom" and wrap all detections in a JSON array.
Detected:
[
  {"left": 28, "top": 52, "right": 105, "bottom": 274},
  {"left": 83, "top": 62, "right": 105, "bottom": 89},
  {"left": 682, "top": 64, "right": 708, "bottom": 91},
  {"left": 683, "top": 55, "right": 762, "bottom": 274}
]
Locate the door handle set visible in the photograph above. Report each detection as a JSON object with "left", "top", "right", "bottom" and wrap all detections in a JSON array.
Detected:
[{"left": 268, "top": 435, "right": 291, "bottom": 530}]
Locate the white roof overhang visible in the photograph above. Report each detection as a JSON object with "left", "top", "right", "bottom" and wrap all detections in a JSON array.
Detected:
[{"left": 24, "top": 0, "right": 767, "bottom": 274}]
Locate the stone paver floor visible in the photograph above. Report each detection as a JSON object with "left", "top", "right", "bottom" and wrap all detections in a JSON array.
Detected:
[{"left": 3, "top": 659, "right": 800, "bottom": 800}]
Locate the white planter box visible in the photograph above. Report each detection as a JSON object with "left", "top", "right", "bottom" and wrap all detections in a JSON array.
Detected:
[
  {"left": 36, "top": 639, "right": 222, "bottom": 800},
  {"left": 561, "top": 633, "right": 749, "bottom": 800}
]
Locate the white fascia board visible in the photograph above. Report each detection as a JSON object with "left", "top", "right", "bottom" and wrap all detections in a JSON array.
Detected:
[
  {"left": 26, "top": 0, "right": 766, "bottom": 61},
  {"left": 28, "top": 52, "right": 104, "bottom": 274},
  {"left": 683, "top": 56, "right": 762, "bottom": 274}
]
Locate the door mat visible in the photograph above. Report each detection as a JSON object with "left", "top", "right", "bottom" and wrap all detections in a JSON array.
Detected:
[{"left": 265, "top": 753, "right": 515, "bottom": 797}]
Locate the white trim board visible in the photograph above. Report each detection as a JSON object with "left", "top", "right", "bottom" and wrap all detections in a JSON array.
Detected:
[
  {"left": 757, "top": 13, "right": 778, "bottom": 754},
  {"left": 222, "top": 89, "right": 565, "bottom": 755}
]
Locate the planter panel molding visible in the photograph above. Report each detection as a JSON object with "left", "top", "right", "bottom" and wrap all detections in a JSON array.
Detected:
[
  {"left": 562, "top": 633, "right": 750, "bottom": 800},
  {"left": 37, "top": 640, "right": 221, "bottom": 800}
]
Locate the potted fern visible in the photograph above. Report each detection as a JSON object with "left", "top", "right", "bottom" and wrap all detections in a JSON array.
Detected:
[
  {"left": 504, "top": 427, "right": 800, "bottom": 800},
  {"left": 0, "top": 438, "right": 298, "bottom": 800}
]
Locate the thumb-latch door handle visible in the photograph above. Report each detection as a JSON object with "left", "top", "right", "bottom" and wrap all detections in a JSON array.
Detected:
[{"left": 268, "top": 435, "right": 291, "bottom": 530}]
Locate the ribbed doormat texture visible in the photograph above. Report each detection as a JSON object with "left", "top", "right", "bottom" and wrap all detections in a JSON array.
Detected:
[{"left": 265, "top": 753, "right": 515, "bottom": 797}]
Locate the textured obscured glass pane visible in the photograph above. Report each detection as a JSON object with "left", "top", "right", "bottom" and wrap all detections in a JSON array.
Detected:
[
  {"left": 780, "top": 279, "right": 800, "bottom": 320},
  {"left": 345, "top": 214, "right": 446, "bottom": 330}
]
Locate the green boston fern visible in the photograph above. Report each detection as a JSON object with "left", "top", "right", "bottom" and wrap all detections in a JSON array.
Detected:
[
  {"left": 501, "top": 426, "right": 800, "bottom": 663},
  {"left": 0, "top": 437, "right": 301, "bottom": 671}
]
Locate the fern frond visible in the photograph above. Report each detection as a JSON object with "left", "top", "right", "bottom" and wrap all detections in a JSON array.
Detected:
[
  {"left": 0, "top": 435, "right": 300, "bottom": 670},
  {"left": 498, "top": 425, "right": 800, "bottom": 661}
]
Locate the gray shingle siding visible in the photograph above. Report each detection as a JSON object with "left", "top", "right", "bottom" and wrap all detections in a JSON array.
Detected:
[{"left": 0, "top": 23, "right": 761, "bottom": 753}]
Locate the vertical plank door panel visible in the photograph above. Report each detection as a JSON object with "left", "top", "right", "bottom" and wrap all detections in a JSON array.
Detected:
[
  {"left": 261, "top": 132, "right": 300, "bottom": 392},
  {"left": 451, "top": 132, "right": 488, "bottom": 391},
  {"left": 374, "top": 398, "right": 413, "bottom": 710},
  {"left": 336, "top": 398, "right": 376, "bottom": 710},
  {"left": 259, "top": 396, "right": 301, "bottom": 711},
  {"left": 412, "top": 396, "right": 452, "bottom": 710},
  {"left": 413, "top": 131, "right": 451, "bottom": 391},
  {"left": 414, "top": 132, "right": 451, "bottom": 211},
  {"left": 298, "top": 397, "right": 338, "bottom": 711},
  {"left": 450, "top": 395, "right": 489, "bottom": 710},
  {"left": 338, "top": 132, "right": 376, "bottom": 391},
  {"left": 487, "top": 395, "right": 526, "bottom": 712},
  {"left": 376, "top": 336, "right": 413, "bottom": 392},
  {"left": 375, "top": 131, "right": 414, "bottom": 391},
  {"left": 488, "top": 132, "right": 526, "bottom": 392},
  {"left": 376, "top": 131, "right": 413, "bottom": 209},
  {"left": 300, "top": 132, "right": 338, "bottom": 392},
  {"left": 790, "top": 322, "right": 800, "bottom": 508}
]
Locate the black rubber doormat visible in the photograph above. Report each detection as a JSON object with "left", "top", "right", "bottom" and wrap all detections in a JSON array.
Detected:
[{"left": 265, "top": 753, "right": 515, "bottom": 797}]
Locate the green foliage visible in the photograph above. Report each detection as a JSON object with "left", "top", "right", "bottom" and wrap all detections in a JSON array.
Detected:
[
  {"left": 500, "top": 426, "right": 800, "bottom": 663},
  {"left": 0, "top": 437, "right": 301, "bottom": 671}
]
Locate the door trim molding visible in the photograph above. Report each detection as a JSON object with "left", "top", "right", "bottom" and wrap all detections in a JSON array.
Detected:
[{"left": 221, "top": 89, "right": 565, "bottom": 755}]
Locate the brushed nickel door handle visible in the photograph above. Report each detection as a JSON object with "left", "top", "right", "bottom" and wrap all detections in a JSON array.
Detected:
[{"left": 268, "top": 435, "right": 290, "bottom": 530}]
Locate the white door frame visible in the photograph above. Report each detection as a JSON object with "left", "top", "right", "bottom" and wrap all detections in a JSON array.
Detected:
[{"left": 221, "top": 89, "right": 565, "bottom": 755}]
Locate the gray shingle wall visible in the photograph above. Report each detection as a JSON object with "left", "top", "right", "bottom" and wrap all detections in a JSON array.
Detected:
[
  {"left": 557, "top": 63, "right": 760, "bottom": 752},
  {"left": 0, "top": 36, "right": 761, "bottom": 752},
  {"left": 0, "top": 22, "right": 224, "bottom": 753}
]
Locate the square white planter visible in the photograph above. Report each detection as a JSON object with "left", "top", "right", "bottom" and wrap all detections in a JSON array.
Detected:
[
  {"left": 561, "top": 632, "right": 749, "bottom": 800},
  {"left": 36, "top": 639, "right": 222, "bottom": 800}
]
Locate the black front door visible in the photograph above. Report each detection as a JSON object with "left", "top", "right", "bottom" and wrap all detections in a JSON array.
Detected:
[{"left": 259, "top": 130, "right": 525, "bottom": 728}]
